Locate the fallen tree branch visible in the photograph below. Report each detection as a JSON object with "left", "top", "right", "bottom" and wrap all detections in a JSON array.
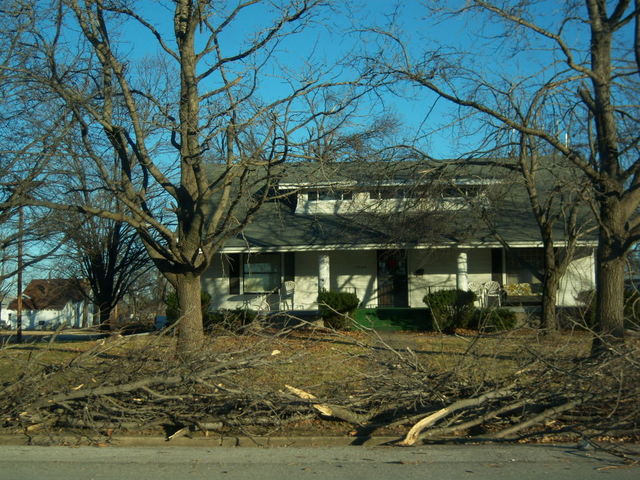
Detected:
[
  {"left": 30, "top": 375, "right": 185, "bottom": 409},
  {"left": 284, "top": 385, "right": 371, "bottom": 425},
  {"left": 423, "top": 398, "right": 530, "bottom": 439},
  {"left": 398, "top": 386, "right": 515, "bottom": 446},
  {"left": 487, "top": 396, "right": 590, "bottom": 439},
  {"left": 2, "top": 328, "right": 637, "bottom": 444}
]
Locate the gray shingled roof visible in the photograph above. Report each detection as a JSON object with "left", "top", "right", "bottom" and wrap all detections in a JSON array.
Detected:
[{"left": 220, "top": 160, "right": 596, "bottom": 252}]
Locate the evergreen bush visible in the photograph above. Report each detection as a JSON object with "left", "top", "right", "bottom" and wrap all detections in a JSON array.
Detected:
[
  {"left": 423, "top": 289, "right": 476, "bottom": 332},
  {"left": 318, "top": 290, "right": 360, "bottom": 330}
]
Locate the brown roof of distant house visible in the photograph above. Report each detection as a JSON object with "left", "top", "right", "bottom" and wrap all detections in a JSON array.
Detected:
[{"left": 8, "top": 279, "right": 86, "bottom": 311}]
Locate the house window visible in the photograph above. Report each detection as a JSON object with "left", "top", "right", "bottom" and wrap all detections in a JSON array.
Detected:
[
  {"left": 442, "top": 184, "right": 480, "bottom": 198},
  {"left": 370, "top": 188, "right": 406, "bottom": 199},
  {"left": 308, "top": 189, "right": 352, "bottom": 201},
  {"left": 506, "top": 248, "right": 544, "bottom": 285},
  {"left": 381, "top": 188, "right": 406, "bottom": 199},
  {"left": 243, "top": 253, "right": 280, "bottom": 293}
]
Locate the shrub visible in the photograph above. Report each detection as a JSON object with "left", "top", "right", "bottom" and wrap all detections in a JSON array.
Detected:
[
  {"left": 318, "top": 290, "right": 360, "bottom": 330},
  {"left": 470, "top": 308, "right": 518, "bottom": 331},
  {"left": 423, "top": 289, "right": 476, "bottom": 333}
]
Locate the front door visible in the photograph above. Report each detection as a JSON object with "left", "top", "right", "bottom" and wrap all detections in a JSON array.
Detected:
[{"left": 377, "top": 250, "right": 408, "bottom": 307}]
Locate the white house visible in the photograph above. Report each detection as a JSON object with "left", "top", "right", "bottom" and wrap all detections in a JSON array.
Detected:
[
  {"left": 6, "top": 279, "right": 92, "bottom": 330},
  {"left": 202, "top": 162, "right": 596, "bottom": 315}
]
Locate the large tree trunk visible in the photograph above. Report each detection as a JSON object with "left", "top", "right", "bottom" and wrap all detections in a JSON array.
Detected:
[
  {"left": 540, "top": 241, "right": 559, "bottom": 333},
  {"left": 541, "top": 271, "right": 559, "bottom": 333},
  {"left": 174, "top": 273, "right": 204, "bottom": 355},
  {"left": 592, "top": 230, "right": 626, "bottom": 355},
  {"left": 172, "top": 1, "right": 205, "bottom": 356},
  {"left": 97, "top": 303, "right": 113, "bottom": 331}
]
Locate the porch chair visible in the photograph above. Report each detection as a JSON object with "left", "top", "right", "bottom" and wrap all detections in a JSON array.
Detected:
[
  {"left": 468, "top": 281, "right": 486, "bottom": 307},
  {"left": 245, "top": 293, "right": 272, "bottom": 315},
  {"left": 280, "top": 280, "right": 295, "bottom": 310},
  {"left": 484, "top": 281, "right": 502, "bottom": 307}
]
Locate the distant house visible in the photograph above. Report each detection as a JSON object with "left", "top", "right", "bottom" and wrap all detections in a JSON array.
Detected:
[
  {"left": 202, "top": 161, "right": 596, "bottom": 314},
  {"left": 6, "top": 279, "right": 93, "bottom": 330}
]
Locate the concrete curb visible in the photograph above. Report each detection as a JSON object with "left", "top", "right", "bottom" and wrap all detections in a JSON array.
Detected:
[{"left": 0, "top": 434, "right": 401, "bottom": 448}]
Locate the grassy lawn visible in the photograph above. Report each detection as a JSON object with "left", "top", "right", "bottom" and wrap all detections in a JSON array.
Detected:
[{"left": 0, "top": 327, "right": 593, "bottom": 396}]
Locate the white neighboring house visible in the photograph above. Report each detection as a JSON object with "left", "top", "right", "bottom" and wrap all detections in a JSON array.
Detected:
[
  {"left": 202, "top": 162, "right": 597, "bottom": 316},
  {"left": 0, "top": 296, "right": 15, "bottom": 327},
  {"left": 4, "top": 279, "right": 93, "bottom": 330}
]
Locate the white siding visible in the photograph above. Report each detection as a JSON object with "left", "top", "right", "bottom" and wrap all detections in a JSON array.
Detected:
[
  {"left": 296, "top": 192, "right": 469, "bottom": 216},
  {"left": 204, "top": 251, "right": 378, "bottom": 311},
  {"left": 558, "top": 252, "right": 596, "bottom": 306},
  {"left": 292, "top": 252, "right": 320, "bottom": 310},
  {"left": 2, "top": 302, "right": 88, "bottom": 330},
  {"left": 328, "top": 250, "right": 377, "bottom": 308},
  {"left": 293, "top": 251, "right": 377, "bottom": 309}
]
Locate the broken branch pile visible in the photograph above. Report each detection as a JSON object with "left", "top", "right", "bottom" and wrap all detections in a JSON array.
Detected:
[{"left": 1, "top": 329, "right": 638, "bottom": 445}]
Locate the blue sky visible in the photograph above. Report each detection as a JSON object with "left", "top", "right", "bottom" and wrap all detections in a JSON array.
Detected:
[
  {"left": 101, "top": 0, "right": 622, "bottom": 160},
  {"left": 108, "top": 1, "right": 476, "bottom": 157}
]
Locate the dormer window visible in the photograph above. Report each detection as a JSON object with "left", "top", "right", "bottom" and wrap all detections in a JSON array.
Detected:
[
  {"left": 308, "top": 189, "right": 353, "bottom": 201},
  {"left": 369, "top": 188, "right": 409, "bottom": 199},
  {"left": 442, "top": 184, "right": 481, "bottom": 198}
]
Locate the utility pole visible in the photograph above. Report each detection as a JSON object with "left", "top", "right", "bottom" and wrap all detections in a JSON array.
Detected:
[
  {"left": 16, "top": 206, "right": 23, "bottom": 344},
  {"left": 0, "top": 247, "right": 5, "bottom": 329}
]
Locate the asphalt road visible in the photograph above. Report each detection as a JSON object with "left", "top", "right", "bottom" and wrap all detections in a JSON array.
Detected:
[{"left": 1, "top": 444, "right": 637, "bottom": 480}]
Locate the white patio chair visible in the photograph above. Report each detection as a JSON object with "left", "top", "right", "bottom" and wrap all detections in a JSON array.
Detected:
[
  {"left": 280, "top": 280, "right": 295, "bottom": 310},
  {"left": 245, "top": 293, "right": 271, "bottom": 314},
  {"left": 484, "top": 281, "right": 502, "bottom": 307},
  {"left": 468, "top": 281, "right": 486, "bottom": 307}
]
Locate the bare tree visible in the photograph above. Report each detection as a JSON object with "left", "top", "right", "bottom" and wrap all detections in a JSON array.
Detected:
[
  {"left": 57, "top": 211, "right": 154, "bottom": 329},
  {"left": 369, "top": 0, "right": 639, "bottom": 350},
  {"left": 1, "top": 0, "right": 367, "bottom": 353},
  {"left": 471, "top": 143, "right": 594, "bottom": 332},
  {"left": 515, "top": 139, "right": 594, "bottom": 332}
]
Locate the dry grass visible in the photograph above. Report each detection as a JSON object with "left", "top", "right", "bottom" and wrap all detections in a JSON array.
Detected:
[{"left": 0, "top": 328, "right": 594, "bottom": 393}]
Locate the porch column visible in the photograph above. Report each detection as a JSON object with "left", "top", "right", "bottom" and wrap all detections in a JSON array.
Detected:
[
  {"left": 318, "top": 253, "right": 330, "bottom": 292},
  {"left": 456, "top": 251, "right": 468, "bottom": 291}
]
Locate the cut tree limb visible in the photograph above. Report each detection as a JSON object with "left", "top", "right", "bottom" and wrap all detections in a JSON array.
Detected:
[
  {"left": 423, "top": 398, "right": 529, "bottom": 439},
  {"left": 30, "top": 375, "right": 184, "bottom": 408},
  {"left": 487, "top": 396, "right": 589, "bottom": 439},
  {"left": 398, "top": 386, "right": 514, "bottom": 446},
  {"left": 284, "top": 385, "right": 370, "bottom": 425}
]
